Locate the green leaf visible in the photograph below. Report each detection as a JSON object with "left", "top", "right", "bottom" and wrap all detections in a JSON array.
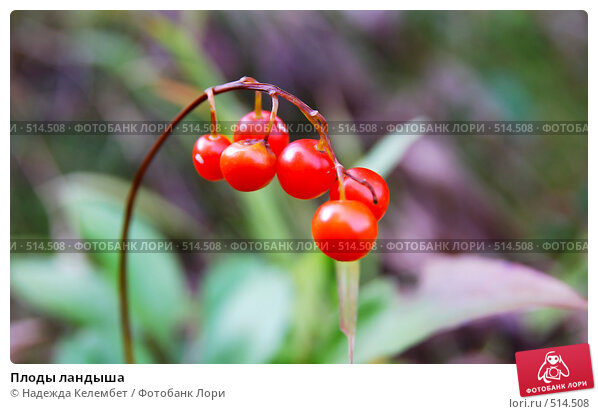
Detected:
[
  {"left": 237, "top": 184, "right": 292, "bottom": 240},
  {"left": 54, "top": 328, "right": 154, "bottom": 364},
  {"left": 322, "top": 255, "right": 587, "bottom": 363},
  {"left": 45, "top": 175, "right": 190, "bottom": 354},
  {"left": 71, "top": 29, "right": 143, "bottom": 76},
  {"left": 355, "top": 118, "right": 424, "bottom": 178},
  {"left": 42, "top": 172, "right": 203, "bottom": 239},
  {"left": 11, "top": 256, "right": 117, "bottom": 328},
  {"left": 276, "top": 253, "right": 335, "bottom": 363},
  {"left": 194, "top": 256, "right": 294, "bottom": 363},
  {"left": 141, "top": 14, "right": 243, "bottom": 119},
  {"left": 70, "top": 201, "right": 188, "bottom": 352}
]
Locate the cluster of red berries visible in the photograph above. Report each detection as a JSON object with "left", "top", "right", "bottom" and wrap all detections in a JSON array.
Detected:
[{"left": 192, "top": 110, "right": 389, "bottom": 262}]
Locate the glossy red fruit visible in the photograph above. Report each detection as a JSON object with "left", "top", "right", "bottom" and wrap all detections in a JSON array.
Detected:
[
  {"left": 329, "top": 167, "right": 390, "bottom": 220},
  {"left": 220, "top": 140, "right": 276, "bottom": 192},
  {"left": 192, "top": 134, "right": 231, "bottom": 181},
  {"left": 234, "top": 110, "right": 289, "bottom": 157},
  {"left": 276, "top": 139, "right": 336, "bottom": 199},
  {"left": 311, "top": 200, "right": 378, "bottom": 262}
]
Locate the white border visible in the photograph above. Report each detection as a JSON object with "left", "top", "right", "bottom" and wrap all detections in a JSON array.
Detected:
[{"left": 3, "top": 3, "right": 595, "bottom": 413}]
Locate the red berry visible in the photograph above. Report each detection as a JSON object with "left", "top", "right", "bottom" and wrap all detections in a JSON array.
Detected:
[
  {"left": 311, "top": 200, "right": 378, "bottom": 262},
  {"left": 192, "top": 134, "right": 231, "bottom": 181},
  {"left": 234, "top": 110, "right": 289, "bottom": 157},
  {"left": 329, "top": 167, "right": 390, "bottom": 220},
  {"left": 220, "top": 140, "right": 276, "bottom": 192},
  {"left": 276, "top": 139, "right": 336, "bottom": 199}
]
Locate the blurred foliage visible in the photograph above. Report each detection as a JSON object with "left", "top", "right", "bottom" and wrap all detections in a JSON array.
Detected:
[{"left": 10, "top": 11, "right": 587, "bottom": 363}]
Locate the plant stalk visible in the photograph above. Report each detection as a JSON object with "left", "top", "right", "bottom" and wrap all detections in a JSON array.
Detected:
[
  {"left": 335, "top": 260, "right": 360, "bottom": 363},
  {"left": 119, "top": 77, "right": 339, "bottom": 363},
  {"left": 263, "top": 93, "right": 279, "bottom": 145},
  {"left": 254, "top": 91, "right": 262, "bottom": 118},
  {"left": 119, "top": 77, "right": 374, "bottom": 363}
]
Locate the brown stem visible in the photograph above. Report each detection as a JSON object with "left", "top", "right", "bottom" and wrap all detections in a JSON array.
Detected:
[
  {"left": 263, "top": 93, "right": 279, "bottom": 145},
  {"left": 254, "top": 91, "right": 262, "bottom": 118},
  {"left": 118, "top": 77, "right": 342, "bottom": 363},
  {"left": 206, "top": 88, "right": 218, "bottom": 136},
  {"left": 344, "top": 171, "right": 378, "bottom": 205}
]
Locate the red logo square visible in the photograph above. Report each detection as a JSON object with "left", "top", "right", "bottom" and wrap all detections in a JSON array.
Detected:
[{"left": 515, "top": 343, "right": 594, "bottom": 397}]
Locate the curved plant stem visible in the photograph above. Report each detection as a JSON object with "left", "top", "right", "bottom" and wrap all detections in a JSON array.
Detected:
[
  {"left": 118, "top": 76, "right": 374, "bottom": 363},
  {"left": 119, "top": 77, "right": 341, "bottom": 363},
  {"left": 119, "top": 89, "right": 210, "bottom": 364}
]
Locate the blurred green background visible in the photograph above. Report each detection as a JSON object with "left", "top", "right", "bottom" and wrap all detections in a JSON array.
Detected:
[{"left": 10, "top": 11, "right": 587, "bottom": 364}]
